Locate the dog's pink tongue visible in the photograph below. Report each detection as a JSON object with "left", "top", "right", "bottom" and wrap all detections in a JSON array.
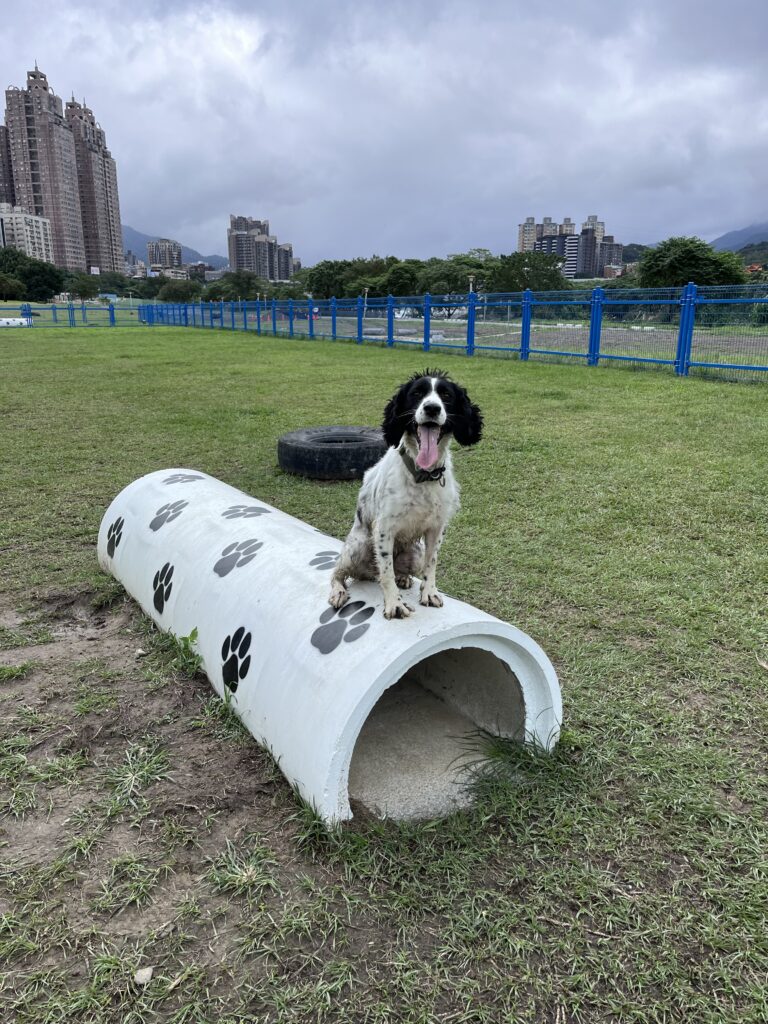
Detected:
[{"left": 416, "top": 425, "right": 440, "bottom": 470}]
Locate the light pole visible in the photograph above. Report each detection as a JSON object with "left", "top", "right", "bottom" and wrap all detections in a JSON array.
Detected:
[
  {"left": 468, "top": 274, "right": 475, "bottom": 294},
  {"left": 126, "top": 290, "right": 134, "bottom": 309},
  {"left": 363, "top": 286, "right": 369, "bottom": 320}
]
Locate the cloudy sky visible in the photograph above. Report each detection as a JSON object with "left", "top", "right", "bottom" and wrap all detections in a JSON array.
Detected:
[{"left": 6, "top": 0, "right": 768, "bottom": 263}]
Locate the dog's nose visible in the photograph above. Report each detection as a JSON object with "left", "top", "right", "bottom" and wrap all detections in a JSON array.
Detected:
[{"left": 422, "top": 402, "right": 442, "bottom": 419}]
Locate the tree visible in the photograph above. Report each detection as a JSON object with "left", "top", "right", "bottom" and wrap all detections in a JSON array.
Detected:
[
  {"left": 638, "top": 237, "right": 747, "bottom": 288},
  {"left": 485, "top": 252, "right": 569, "bottom": 293},
  {"left": 66, "top": 273, "right": 100, "bottom": 300},
  {"left": 157, "top": 279, "right": 203, "bottom": 302},
  {"left": 0, "top": 246, "right": 64, "bottom": 301},
  {"left": 0, "top": 273, "right": 25, "bottom": 299}
]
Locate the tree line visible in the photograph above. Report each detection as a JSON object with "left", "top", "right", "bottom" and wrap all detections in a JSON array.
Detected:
[{"left": 0, "top": 236, "right": 754, "bottom": 305}]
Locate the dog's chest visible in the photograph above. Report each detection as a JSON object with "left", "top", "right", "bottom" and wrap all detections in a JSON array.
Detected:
[{"left": 389, "top": 477, "right": 458, "bottom": 539}]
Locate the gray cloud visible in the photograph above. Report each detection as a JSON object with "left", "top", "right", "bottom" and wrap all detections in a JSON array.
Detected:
[{"left": 6, "top": 0, "right": 768, "bottom": 261}]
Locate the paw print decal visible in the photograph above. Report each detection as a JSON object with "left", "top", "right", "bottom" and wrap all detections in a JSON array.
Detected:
[
  {"left": 310, "top": 550, "right": 340, "bottom": 571},
  {"left": 150, "top": 500, "right": 188, "bottom": 531},
  {"left": 222, "top": 505, "right": 271, "bottom": 520},
  {"left": 106, "top": 516, "right": 124, "bottom": 557},
  {"left": 311, "top": 602, "right": 375, "bottom": 655},
  {"left": 164, "top": 473, "right": 204, "bottom": 484},
  {"left": 214, "top": 539, "right": 263, "bottom": 577},
  {"left": 222, "top": 627, "right": 252, "bottom": 692},
  {"left": 152, "top": 562, "right": 174, "bottom": 613}
]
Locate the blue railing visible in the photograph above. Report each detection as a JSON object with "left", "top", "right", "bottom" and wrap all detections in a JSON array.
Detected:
[{"left": 3, "top": 283, "right": 768, "bottom": 379}]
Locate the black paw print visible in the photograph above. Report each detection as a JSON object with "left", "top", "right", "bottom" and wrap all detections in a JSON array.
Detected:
[
  {"left": 150, "top": 500, "right": 188, "bottom": 532},
  {"left": 222, "top": 627, "right": 252, "bottom": 692},
  {"left": 222, "top": 505, "right": 271, "bottom": 520},
  {"left": 214, "top": 539, "right": 263, "bottom": 577},
  {"left": 164, "top": 473, "right": 204, "bottom": 484},
  {"left": 311, "top": 602, "right": 374, "bottom": 654},
  {"left": 106, "top": 516, "right": 124, "bottom": 557},
  {"left": 152, "top": 562, "right": 174, "bottom": 613},
  {"left": 309, "top": 550, "right": 340, "bottom": 571}
]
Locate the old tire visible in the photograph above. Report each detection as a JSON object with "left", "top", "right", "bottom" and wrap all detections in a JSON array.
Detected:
[{"left": 278, "top": 426, "right": 387, "bottom": 480}]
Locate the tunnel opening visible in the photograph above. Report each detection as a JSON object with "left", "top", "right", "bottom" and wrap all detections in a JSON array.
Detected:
[{"left": 348, "top": 645, "right": 525, "bottom": 820}]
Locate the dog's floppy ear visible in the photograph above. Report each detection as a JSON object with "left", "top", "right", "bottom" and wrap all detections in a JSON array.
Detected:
[
  {"left": 451, "top": 383, "right": 484, "bottom": 446},
  {"left": 382, "top": 382, "right": 410, "bottom": 448}
]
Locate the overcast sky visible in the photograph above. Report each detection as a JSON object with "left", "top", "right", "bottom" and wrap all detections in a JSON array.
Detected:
[{"left": 6, "top": 0, "right": 768, "bottom": 263}]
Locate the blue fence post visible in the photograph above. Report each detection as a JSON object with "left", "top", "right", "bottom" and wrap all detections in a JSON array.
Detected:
[
  {"left": 520, "top": 289, "right": 532, "bottom": 359},
  {"left": 255, "top": 298, "right": 261, "bottom": 334},
  {"left": 387, "top": 294, "right": 394, "bottom": 346},
  {"left": 423, "top": 292, "right": 432, "bottom": 352},
  {"left": 228, "top": 301, "right": 234, "bottom": 330},
  {"left": 356, "top": 295, "right": 364, "bottom": 343},
  {"left": 466, "top": 292, "right": 477, "bottom": 356},
  {"left": 588, "top": 287, "right": 604, "bottom": 366},
  {"left": 288, "top": 299, "right": 295, "bottom": 337},
  {"left": 271, "top": 299, "right": 277, "bottom": 335},
  {"left": 108, "top": 303, "right": 116, "bottom": 326},
  {"left": 308, "top": 300, "right": 315, "bottom": 339},
  {"left": 52, "top": 303, "right": 58, "bottom": 324},
  {"left": 81, "top": 302, "right": 87, "bottom": 324},
  {"left": 331, "top": 296, "right": 337, "bottom": 339},
  {"left": 675, "top": 282, "right": 696, "bottom": 376},
  {"left": 242, "top": 302, "right": 247, "bottom": 332},
  {"left": 68, "top": 303, "right": 76, "bottom": 327}
]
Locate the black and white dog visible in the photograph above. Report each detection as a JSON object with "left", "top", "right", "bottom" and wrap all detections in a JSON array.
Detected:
[{"left": 329, "top": 370, "right": 483, "bottom": 619}]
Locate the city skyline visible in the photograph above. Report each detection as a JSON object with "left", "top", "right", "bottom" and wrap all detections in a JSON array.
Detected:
[{"left": 2, "top": 2, "right": 767, "bottom": 264}]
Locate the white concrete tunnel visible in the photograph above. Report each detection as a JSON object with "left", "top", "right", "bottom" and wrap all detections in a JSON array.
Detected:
[{"left": 98, "top": 470, "right": 562, "bottom": 822}]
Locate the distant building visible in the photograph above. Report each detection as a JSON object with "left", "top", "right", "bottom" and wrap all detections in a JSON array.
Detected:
[
  {"left": 517, "top": 216, "right": 538, "bottom": 252},
  {"left": 65, "top": 97, "right": 123, "bottom": 273},
  {"left": 227, "top": 214, "right": 295, "bottom": 281},
  {"left": 3, "top": 67, "right": 123, "bottom": 272},
  {"left": 0, "top": 202, "right": 54, "bottom": 263},
  {"left": 204, "top": 268, "right": 226, "bottom": 282},
  {"left": 534, "top": 233, "right": 579, "bottom": 278},
  {"left": 4, "top": 67, "right": 86, "bottom": 269},
  {"left": 576, "top": 228, "right": 598, "bottom": 277},
  {"left": 559, "top": 217, "right": 576, "bottom": 236},
  {"left": 581, "top": 214, "right": 605, "bottom": 245},
  {"left": 0, "top": 126, "right": 14, "bottom": 204},
  {"left": 597, "top": 235, "right": 623, "bottom": 275},
  {"left": 147, "top": 237, "right": 182, "bottom": 268},
  {"left": 186, "top": 261, "right": 212, "bottom": 282}
]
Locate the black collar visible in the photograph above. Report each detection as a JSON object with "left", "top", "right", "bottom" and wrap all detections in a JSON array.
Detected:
[{"left": 398, "top": 446, "right": 446, "bottom": 485}]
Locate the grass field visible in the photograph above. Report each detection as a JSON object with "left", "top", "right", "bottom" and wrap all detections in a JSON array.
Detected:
[{"left": 1, "top": 327, "right": 767, "bottom": 1023}]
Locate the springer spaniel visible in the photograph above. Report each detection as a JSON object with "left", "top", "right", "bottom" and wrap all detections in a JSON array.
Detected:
[{"left": 329, "top": 370, "right": 483, "bottom": 619}]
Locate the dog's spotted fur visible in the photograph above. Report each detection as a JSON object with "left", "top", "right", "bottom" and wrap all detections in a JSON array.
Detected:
[{"left": 329, "top": 370, "right": 483, "bottom": 619}]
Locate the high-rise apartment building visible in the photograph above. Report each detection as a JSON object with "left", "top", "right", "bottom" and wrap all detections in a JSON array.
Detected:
[
  {"left": 597, "top": 235, "right": 623, "bottom": 275},
  {"left": 0, "top": 202, "right": 54, "bottom": 263},
  {"left": 517, "top": 216, "right": 538, "bottom": 253},
  {"left": 534, "top": 233, "right": 579, "bottom": 279},
  {"left": 65, "top": 99, "right": 123, "bottom": 273},
  {"left": 5, "top": 68, "right": 85, "bottom": 269},
  {"left": 581, "top": 214, "right": 605, "bottom": 245},
  {"left": 0, "top": 126, "right": 14, "bottom": 205},
  {"left": 3, "top": 67, "right": 123, "bottom": 272},
  {"left": 227, "top": 214, "right": 295, "bottom": 281},
  {"left": 147, "top": 238, "right": 182, "bottom": 268},
  {"left": 559, "top": 218, "right": 576, "bottom": 236}
]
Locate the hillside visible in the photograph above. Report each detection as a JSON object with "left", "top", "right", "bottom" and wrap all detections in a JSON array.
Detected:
[
  {"left": 121, "top": 224, "right": 228, "bottom": 268},
  {"left": 710, "top": 222, "right": 768, "bottom": 252},
  {"left": 736, "top": 241, "right": 768, "bottom": 266}
]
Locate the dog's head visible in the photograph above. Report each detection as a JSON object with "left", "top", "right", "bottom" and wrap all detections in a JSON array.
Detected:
[{"left": 382, "top": 369, "right": 483, "bottom": 469}]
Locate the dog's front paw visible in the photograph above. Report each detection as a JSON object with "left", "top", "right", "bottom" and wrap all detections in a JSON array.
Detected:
[
  {"left": 419, "top": 586, "right": 443, "bottom": 608},
  {"left": 395, "top": 574, "right": 412, "bottom": 590},
  {"left": 383, "top": 597, "right": 413, "bottom": 619},
  {"left": 329, "top": 581, "right": 350, "bottom": 609}
]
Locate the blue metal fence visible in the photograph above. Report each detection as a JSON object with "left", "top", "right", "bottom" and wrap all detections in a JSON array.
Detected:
[{"left": 3, "top": 283, "right": 768, "bottom": 380}]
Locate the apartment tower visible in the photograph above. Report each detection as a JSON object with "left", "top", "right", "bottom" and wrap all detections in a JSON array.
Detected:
[
  {"left": 65, "top": 98, "right": 123, "bottom": 272},
  {"left": 3, "top": 67, "right": 123, "bottom": 272}
]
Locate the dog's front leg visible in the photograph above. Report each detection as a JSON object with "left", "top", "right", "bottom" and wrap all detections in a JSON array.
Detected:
[
  {"left": 374, "top": 520, "right": 413, "bottom": 619},
  {"left": 419, "top": 525, "right": 445, "bottom": 608}
]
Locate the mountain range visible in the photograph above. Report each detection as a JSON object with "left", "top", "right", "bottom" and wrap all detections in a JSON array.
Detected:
[
  {"left": 121, "top": 224, "right": 228, "bottom": 268},
  {"left": 710, "top": 222, "right": 768, "bottom": 252}
]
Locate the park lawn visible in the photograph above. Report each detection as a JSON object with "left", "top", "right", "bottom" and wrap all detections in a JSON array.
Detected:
[{"left": 0, "top": 326, "right": 767, "bottom": 1023}]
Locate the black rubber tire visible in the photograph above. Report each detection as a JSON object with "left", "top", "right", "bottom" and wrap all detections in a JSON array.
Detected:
[{"left": 278, "top": 426, "right": 387, "bottom": 480}]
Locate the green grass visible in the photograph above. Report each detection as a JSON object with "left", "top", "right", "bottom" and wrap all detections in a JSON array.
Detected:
[{"left": 0, "top": 326, "right": 767, "bottom": 1023}]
